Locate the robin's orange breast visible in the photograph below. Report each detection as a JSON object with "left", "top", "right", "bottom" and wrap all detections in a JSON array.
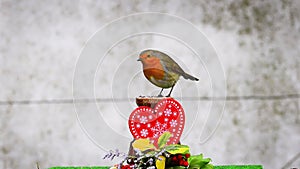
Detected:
[
  {"left": 142, "top": 58, "right": 165, "bottom": 81},
  {"left": 143, "top": 68, "right": 165, "bottom": 80}
]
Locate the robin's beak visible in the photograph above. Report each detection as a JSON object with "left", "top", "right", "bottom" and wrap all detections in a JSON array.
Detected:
[{"left": 137, "top": 58, "right": 142, "bottom": 61}]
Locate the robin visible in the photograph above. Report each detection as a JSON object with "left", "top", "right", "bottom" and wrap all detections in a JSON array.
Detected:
[{"left": 137, "top": 49, "right": 199, "bottom": 97}]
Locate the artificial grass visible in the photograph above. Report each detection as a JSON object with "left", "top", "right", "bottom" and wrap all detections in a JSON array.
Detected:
[
  {"left": 215, "top": 165, "right": 263, "bottom": 169},
  {"left": 49, "top": 165, "right": 263, "bottom": 169}
]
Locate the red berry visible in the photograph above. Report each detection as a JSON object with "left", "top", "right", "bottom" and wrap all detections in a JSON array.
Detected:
[
  {"left": 185, "top": 154, "right": 190, "bottom": 158},
  {"left": 172, "top": 156, "right": 177, "bottom": 161},
  {"left": 183, "top": 161, "right": 189, "bottom": 167},
  {"left": 179, "top": 161, "right": 182, "bottom": 165},
  {"left": 177, "top": 155, "right": 182, "bottom": 160},
  {"left": 121, "top": 165, "right": 130, "bottom": 169}
]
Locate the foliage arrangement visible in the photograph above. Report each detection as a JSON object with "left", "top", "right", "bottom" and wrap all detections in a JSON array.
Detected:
[{"left": 105, "top": 132, "right": 213, "bottom": 169}]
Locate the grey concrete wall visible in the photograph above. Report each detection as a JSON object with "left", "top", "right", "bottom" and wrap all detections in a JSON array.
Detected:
[{"left": 1, "top": 1, "right": 299, "bottom": 169}]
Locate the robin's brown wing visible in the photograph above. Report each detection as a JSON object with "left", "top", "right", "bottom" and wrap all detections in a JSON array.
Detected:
[
  {"left": 157, "top": 52, "right": 187, "bottom": 76},
  {"left": 157, "top": 52, "right": 199, "bottom": 81}
]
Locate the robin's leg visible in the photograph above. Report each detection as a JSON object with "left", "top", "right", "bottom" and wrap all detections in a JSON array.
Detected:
[
  {"left": 158, "top": 88, "right": 164, "bottom": 97},
  {"left": 166, "top": 85, "right": 175, "bottom": 97}
]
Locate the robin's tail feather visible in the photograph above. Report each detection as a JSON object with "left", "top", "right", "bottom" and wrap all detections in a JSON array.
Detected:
[{"left": 182, "top": 72, "right": 199, "bottom": 81}]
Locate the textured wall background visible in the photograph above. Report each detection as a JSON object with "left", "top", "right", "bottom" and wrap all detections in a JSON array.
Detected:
[{"left": 0, "top": 0, "right": 299, "bottom": 169}]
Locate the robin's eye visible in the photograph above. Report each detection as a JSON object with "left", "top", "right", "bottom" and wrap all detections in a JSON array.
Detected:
[{"left": 147, "top": 55, "right": 151, "bottom": 58}]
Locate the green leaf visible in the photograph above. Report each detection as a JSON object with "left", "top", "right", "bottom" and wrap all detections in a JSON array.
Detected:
[
  {"left": 167, "top": 167, "right": 186, "bottom": 169},
  {"left": 166, "top": 145, "right": 190, "bottom": 155},
  {"left": 158, "top": 131, "right": 172, "bottom": 149},
  {"left": 132, "top": 138, "right": 156, "bottom": 152},
  {"left": 188, "top": 154, "right": 213, "bottom": 169},
  {"left": 201, "top": 164, "right": 213, "bottom": 169}
]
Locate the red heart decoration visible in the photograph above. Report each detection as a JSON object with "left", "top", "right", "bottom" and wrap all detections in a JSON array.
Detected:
[{"left": 129, "top": 98, "right": 185, "bottom": 146}]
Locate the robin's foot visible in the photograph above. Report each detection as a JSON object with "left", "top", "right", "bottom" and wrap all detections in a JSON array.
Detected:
[
  {"left": 166, "top": 85, "right": 174, "bottom": 97},
  {"left": 158, "top": 88, "right": 164, "bottom": 97}
]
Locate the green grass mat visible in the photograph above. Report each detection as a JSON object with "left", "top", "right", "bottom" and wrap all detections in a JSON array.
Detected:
[
  {"left": 215, "top": 165, "right": 263, "bottom": 169},
  {"left": 49, "top": 167, "right": 108, "bottom": 169},
  {"left": 49, "top": 165, "right": 263, "bottom": 169}
]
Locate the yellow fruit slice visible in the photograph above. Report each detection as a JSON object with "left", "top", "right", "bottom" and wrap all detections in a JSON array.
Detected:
[{"left": 156, "top": 156, "right": 166, "bottom": 169}]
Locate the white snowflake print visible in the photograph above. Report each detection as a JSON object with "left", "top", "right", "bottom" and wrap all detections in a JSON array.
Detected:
[
  {"left": 151, "top": 121, "right": 167, "bottom": 138},
  {"left": 140, "top": 129, "right": 149, "bottom": 137},
  {"left": 169, "top": 119, "right": 177, "bottom": 127},
  {"left": 155, "top": 121, "right": 161, "bottom": 127},
  {"left": 164, "top": 109, "right": 172, "bottom": 117},
  {"left": 153, "top": 133, "right": 159, "bottom": 138},
  {"left": 140, "top": 116, "right": 148, "bottom": 124}
]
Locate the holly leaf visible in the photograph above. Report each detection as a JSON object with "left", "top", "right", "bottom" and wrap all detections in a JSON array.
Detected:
[
  {"left": 158, "top": 131, "right": 172, "bottom": 149},
  {"left": 132, "top": 138, "right": 156, "bottom": 152}
]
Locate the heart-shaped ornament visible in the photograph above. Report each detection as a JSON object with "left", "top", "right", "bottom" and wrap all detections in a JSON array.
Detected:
[{"left": 129, "top": 98, "right": 185, "bottom": 147}]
